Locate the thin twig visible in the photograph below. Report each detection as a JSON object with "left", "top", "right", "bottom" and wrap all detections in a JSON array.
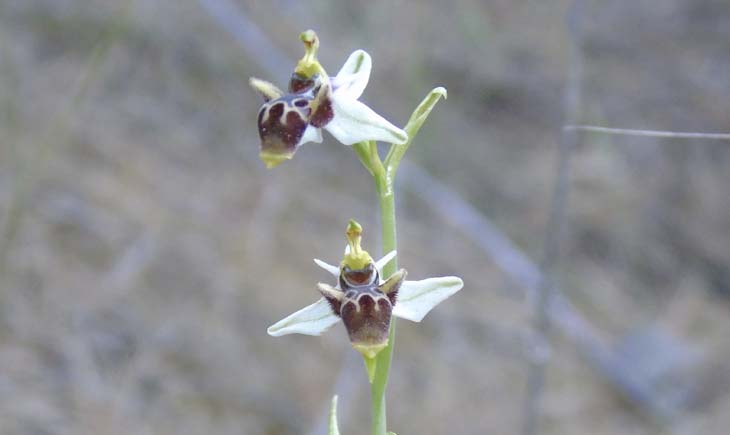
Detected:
[
  {"left": 564, "top": 125, "right": 730, "bottom": 140},
  {"left": 400, "top": 163, "right": 542, "bottom": 292}
]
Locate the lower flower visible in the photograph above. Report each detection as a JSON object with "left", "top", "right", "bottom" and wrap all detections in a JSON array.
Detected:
[{"left": 267, "top": 220, "right": 464, "bottom": 360}]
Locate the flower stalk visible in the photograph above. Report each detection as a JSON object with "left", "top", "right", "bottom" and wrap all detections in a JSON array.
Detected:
[{"left": 371, "top": 161, "right": 398, "bottom": 435}]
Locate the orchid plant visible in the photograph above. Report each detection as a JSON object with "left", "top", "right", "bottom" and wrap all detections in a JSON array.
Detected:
[{"left": 250, "top": 30, "right": 462, "bottom": 435}]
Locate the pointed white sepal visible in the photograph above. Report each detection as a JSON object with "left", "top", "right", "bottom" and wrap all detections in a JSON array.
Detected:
[
  {"left": 375, "top": 250, "right": 397, "bottom": 276},
  {"left": 326, "top": 97, "right": 408, "bottom": 145},
  {"left": 314, "top": 258, "right": 340, "bottom": 277},
  {"left": 298, "top": 125, "right": 323, "bottom": 147},
  {"left": 332, "top": 50, "right": 372, "bottom": 100},
  {"left": 392, "top": 276, "right": 464, "bottom": 322},
  {"left": 267, "top": 298, "right": 340, "bottom": 336}
]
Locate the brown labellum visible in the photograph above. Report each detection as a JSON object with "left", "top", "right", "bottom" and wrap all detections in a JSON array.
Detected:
[
  {"left": 319, "top": 267, "right": 406, "bottom": 358},
  {"left": 257, "top": 94, "right": 312, "bottom": 157},
  {"left": 340, "top": 286, "right": 393, "bottom": 358}
]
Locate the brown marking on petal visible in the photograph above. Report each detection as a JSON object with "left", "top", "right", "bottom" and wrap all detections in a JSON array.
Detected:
[
  {"left": 289, "top": 73, "right": 315, "bottom": 94},
  {"left": 377, "top": 297, "right": 390, "bottom": 313},
  {"left": 309, "top": 84, "right": 334, "bottom": 128},
  {"left": 340, "top": 286, "right": 392, "bottom": 351},
  {"left": 318, "top": 283, "right": 343, "bottom": 316},
  {"left": 386, "top": 290, "right": 398, "bottom": 306},
  {"left": 358, "top": 294, "right": 376, "bottom": 313},
  {"left": 323, "top": 296, "right": 342, "bottom": 316},
  {"left": 268, "top": 102, "right": 284, "bottom": 120},
  {"left": 379, "top": 269, "right": 406, "bottom": 306},
  {"left": 342, "top": 264, "right": 377, "bottom": 288},
  {"left": 257, "top": 95, "right": 312, "bottom": 158},
  {"left": 342, "top": 300, "right": 357, "bottom": 314}
]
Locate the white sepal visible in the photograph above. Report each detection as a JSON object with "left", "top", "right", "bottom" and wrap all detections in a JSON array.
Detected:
[
  {"left": 332, "top": 50, "right": 372, "bottom": 100},
  {"left": 392, "top": 276, "right": 464, "bottom": 322},
  {"left": 314, "top": 258, "right": 340, "bottom": 277},
  {"left": 267, "top": 298, "right": 340, "bottom": 336},
  {"left": 326, "top": 97, "right": 408, "bottom": 145},
  {"left": 299, "top": 125, "right": 323, "bottom": 147},
  {"left": 375, "top": 250, "right": 397, "bottom": 276}
]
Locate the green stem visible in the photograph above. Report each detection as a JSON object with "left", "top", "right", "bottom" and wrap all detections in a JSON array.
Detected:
[
  {"left": 357, "top": 87, "right": 446, "bottom": 435},
  {"left": 370, "top": 170, "right": 397, "bottom": 435}
]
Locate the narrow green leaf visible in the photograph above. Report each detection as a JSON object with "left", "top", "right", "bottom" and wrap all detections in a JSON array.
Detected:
[
  {"left": 384, "top": 87, "right": 447, "bottom": 172},
  {"left": 328, "top": 395, "right": 341, "bottom": 435},
  {"left": 403, "top": 86, "right": 447, "bottom": 141}
]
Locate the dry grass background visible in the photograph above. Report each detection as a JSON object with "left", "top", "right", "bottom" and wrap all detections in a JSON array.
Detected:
[{"left": 1, "top": 0, "right": 729, "bottom": 434}]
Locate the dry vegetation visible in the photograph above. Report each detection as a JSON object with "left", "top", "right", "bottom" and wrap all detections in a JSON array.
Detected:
[{"left": 1, "top": 0, "right": 729, "bottom": 434}]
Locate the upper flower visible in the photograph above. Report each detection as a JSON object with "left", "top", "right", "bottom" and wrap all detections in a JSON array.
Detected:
[
  {"left": 267, "top": 220, "right": 464, "bottom": 360},
  {"left": 250, "top": 30, "right": 408, "bottom": 168}
]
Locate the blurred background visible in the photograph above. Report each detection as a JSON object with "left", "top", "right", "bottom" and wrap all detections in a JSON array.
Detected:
[{"left": 1, "top": 0, "right": 729, "bottom": 434}]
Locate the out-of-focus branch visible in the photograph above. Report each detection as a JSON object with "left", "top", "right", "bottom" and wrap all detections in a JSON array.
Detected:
[
  {"left": 197, "top": 0, "right": 292, "bottom": 78},
  {"left": 564, "top": 125, "right": 730, "bottom": 140}
]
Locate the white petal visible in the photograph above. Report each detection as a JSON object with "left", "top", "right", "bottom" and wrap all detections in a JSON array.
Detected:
[
  {"left": 325, "top": 97, "right": 408, "bottom": 145},
  {"left": 392, "top": 276, "right": 464, "bottom": 322},
  {"left": 297, "top": 125, "right": 323, "bottom": 147},
  {"left": 314, "top": 258, "right": 340, "bottom": 277},
  {"left": 267, "top": 298, "right": 341, "bottom": 336},
  {"left": 332, "top": 50, "right": 372, "bottom": 100},
  {"left": 375, "top": 251, "right": 397, "bottom": 275}
]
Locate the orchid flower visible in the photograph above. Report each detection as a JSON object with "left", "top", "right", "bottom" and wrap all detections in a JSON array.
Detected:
[
  {"left": 267, "top": 220, "right": 463, "bottom": 363},
  {"left": 250, "top": 30, "right": 408, "bottom": 168}
]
